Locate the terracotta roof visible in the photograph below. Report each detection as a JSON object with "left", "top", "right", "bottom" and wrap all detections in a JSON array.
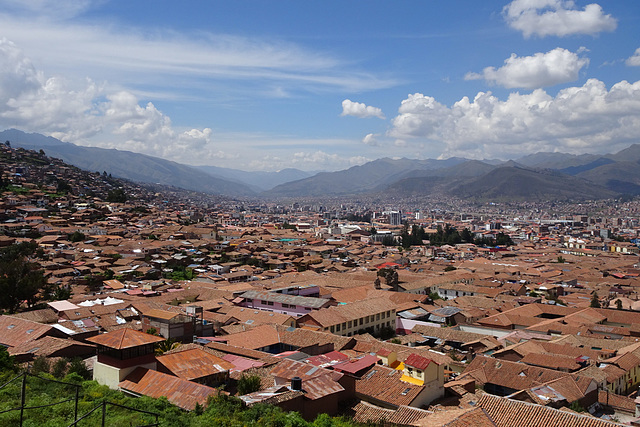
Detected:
[
  {"left": 119, "top": 367, "right": 217, "bottom": 411},
  {"left": 351, "top": 401, "right": 432, "bottom": 426},
  {"left": 356, "top": 365, "right": 424, "bottom": 407},
  {"left": 0, "top": 315, "right": 55, "bottom": 347},
  {"left": 475, "top": 393, "right": 623, "bottom": 427},
  {"left": 87, "top": 328, "right": 164, "bottom": 349}
]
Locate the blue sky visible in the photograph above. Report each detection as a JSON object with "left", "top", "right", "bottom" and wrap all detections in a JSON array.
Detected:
[{"left": 0, "top": 0, "right": 638, "bottom": 171}]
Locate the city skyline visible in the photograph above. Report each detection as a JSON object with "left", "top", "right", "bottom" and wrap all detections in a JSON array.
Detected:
[{"left": 0, "top": 0, "right": 638, "bottom": 171}]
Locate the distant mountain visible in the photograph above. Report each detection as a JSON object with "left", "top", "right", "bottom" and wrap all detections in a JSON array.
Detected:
[
  {"left": 559, "top": 157, "right": 615, "bottom": 175},
  {"left": 266, "top": 157, "right": 467, "bottom": 197},
  {"left": 0, "top": 129, "right": 256, "bottom": 197},
  {"left": 606, "top": 144, "right": 640, "bottom": 163},
  {"left": 576, "top": 160, "right": 640, "bottom": 195},
  {"left": 515, "top": 151, "right": 601, "bottom": 169},
  {"left": 3, "top": 128, "right": 640, "bottom": 201},
  {"left": 449, "top": 166, "right": 617, "bottom": 201},
  {"left": 195, "top": 165, "right": 313, "bottom": 191}
]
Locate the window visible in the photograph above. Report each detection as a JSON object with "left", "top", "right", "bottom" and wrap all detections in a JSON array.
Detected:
[
  {"left": 342, "top": 322, "right": 346, "bottom": 330},
  {"left": 348, "top": 321, "right": 352, "bottom": 328},
  {"left": 282, "top": 303, "right": 289, "bottom": 308},
  {"left": 376, "top": 314, "right": 380, "bottom": 321},
  {"left": 267, "top": 301, "right": 274, "bottom": 306},
  {"left": 336, "top": 324, "right": 341, "bottom": 331},
  {"left": 330, "top": 325, "right": 335, "bottom": 333},
  {"left": 289, "top": 305, "right": 296, "bottom": 309},
  {"left": 261, "top": 300, "right": 268, "bottom": 305},
  {"left": 359, "top": 318, "right": 363, "bottom": 326}
]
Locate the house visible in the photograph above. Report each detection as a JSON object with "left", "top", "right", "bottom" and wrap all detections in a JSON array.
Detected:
[
  {"left": 140, "top": 307, "right": 212, "bottom": 343},
  {"left": 356, "top": 364, "right": 435, "bottom": 409},
  {"left": 237, "top": 289, "right": 332, "bottom": 317},
  {"left": 87, "top": 328, "right": 164, "bottom": 389},
  {"left": 267, "top": 358, "right": 351, "bottom": 419}
]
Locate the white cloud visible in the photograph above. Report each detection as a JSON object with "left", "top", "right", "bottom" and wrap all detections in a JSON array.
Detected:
[
  {"left": 362, "top": 133, "right": 379, "bottom": 146},
  {"left": 291, "top": 151, "right": 369, "bottom": 169},
  {"left": 0, "top": 38, "right": 239, "bottom": 165},
  {"left": 503, "top": 0, "right": 617, "bottom": 38},
  {"left": 627, "top": 48, "right": 640, "bottom": 67},
  {"left": 0, "top": 10, "right": 396, "bottom": 101},
  {"left": 389, "top": 79, "right": 640, "bottom": 159},
  {"left": 465, "top": 48, "right": 589, "bottom": 89},
  {"left": 341, "top": 99, "right": 385, "bottom": 119}
]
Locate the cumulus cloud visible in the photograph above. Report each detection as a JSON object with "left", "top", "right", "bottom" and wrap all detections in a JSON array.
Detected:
[
  {"left": 627, "top": 48, "right": 640, "bottom": 67},
  {"left": 0, "top": 38, "right": 235, "bottom": 165},
  {"left": 388, "top": 79, "right": 640, "bottom": 159},
  {"left": 465, "top": 48, "right": 589, "bottom": 89},
  {"left": 341, "top": 99, "right": 385, "bottom": 119},
  {"left": 362, "top": 133, "right": 379, "bottom": 146},
  {"left": 503, "top": 0, "right": 617, "bottom": 38}
]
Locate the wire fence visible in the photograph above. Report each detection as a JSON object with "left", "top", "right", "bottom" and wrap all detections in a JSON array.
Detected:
[{"left": 0, "top": 371, "right": 159, "bottom": 426}]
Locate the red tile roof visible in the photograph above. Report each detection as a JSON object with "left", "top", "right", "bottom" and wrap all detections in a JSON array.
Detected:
[{"left": 404, "top": 353, "right": 433, "bottom": 370}]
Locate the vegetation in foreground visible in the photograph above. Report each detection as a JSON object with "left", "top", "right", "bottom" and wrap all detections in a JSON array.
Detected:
[{"left": 0, "top": 349, "right": 366, "bottom": 427}]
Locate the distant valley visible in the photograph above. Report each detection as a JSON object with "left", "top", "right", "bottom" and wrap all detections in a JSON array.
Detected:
[{"left": 2, "top": 129, "right": 640, "bottom": 201}]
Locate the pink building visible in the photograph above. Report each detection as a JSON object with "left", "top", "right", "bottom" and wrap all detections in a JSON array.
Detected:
[{"left": 238, "top": 289, "right": 332, "bottom": 317}]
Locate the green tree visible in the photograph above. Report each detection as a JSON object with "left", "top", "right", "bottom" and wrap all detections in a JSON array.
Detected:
[
  {"left": 616, "top": 299, "right": 623, "bottom": 310},
  {"left": 56, "top": 179, "right": 72, "bottom": 194},
  {"left": 68, "top": 231, "right": 86, "bottom": 242},
  {"left": 237, "top": 374, "right": 262, "bottom": 395},
  {"left": 155, "top": 338, "right": 179, "bottom": 355},
  {"left": 106, "top": 188, "right": 127, "bottom": 203},
  {"left": 68, "top": 357, "right": 90, "bottom": 380},
  {"left": 381, "top": 234, "right": 396, "bottom": 246},
  {"left": 460, "top": 228, "right": 473, "bottom": 243},
  {"left": 51, "top": 358, "right": 68, "bottom": 378},
  {"left": 0, "top": 346, "right": 16, "bottom": 372},
  {"left": 0, "top": 242, "right": 49, "bottom": 313},
  {"left": 31, "top": 355, "right": 50, "bottom": 375}
]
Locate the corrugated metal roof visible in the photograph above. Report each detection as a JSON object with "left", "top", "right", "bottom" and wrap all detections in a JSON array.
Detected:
[
  {"left": 240, "top": 290, "right": 329, "bottom": 309},
  {"left": 119, "top": 367, "right": 217, "bottom": 411},
  {"left": 333, "top": 354, "right": 378, "bottom": 375},
  {"left": 87, "top": 328, "right": 164, "bottom": 349},
  {"left": 157, "top": 348, "right": 233, "bottom": 380}
]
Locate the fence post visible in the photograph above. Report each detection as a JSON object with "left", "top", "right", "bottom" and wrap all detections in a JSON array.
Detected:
[
  {"left": 19, "top": 372, "right": 27, "bottom": 427},
  {"left": 102, "top": 400, "right": 107, "bottom": 427},
  {"left": 74, "top": 386, "right": 79, "bottom": 422}
]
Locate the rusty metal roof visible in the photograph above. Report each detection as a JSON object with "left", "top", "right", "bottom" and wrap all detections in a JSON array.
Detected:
[
  {"left": 299, "top": 374, "right": 345, "bottom": 400},
  {"left": 87, "top": 328, "right": 164, "bottom": 349},
  {"left": 157, "top": 348, "right": 234, "bottom": 380},
  {"left": 119, "top": 367, "right": 217, "bottom": 411}
]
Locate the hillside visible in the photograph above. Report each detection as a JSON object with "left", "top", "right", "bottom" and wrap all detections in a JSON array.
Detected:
[
  {"left": 0, "top": 129, "right": 256, "bottom": 197},
  {"left": 196, "top": 165, "right": 313, "bottom": 191},
  {"left": 266, "top": 157, "right": 466, "bottom": 197},
  {"left": 449, "top": 166, "right": 617, "bottom": 201}
]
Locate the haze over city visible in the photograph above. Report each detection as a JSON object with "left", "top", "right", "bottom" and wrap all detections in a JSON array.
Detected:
[{"left": 0, "top": 0, "right": 639, "bottom": 171}]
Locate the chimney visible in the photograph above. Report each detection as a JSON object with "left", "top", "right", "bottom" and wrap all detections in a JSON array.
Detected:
[{"left": 291, "top": 376, "right": 302, "bottom": 391}]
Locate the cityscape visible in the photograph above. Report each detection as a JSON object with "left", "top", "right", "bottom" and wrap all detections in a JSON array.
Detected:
[{"left": 1, "top": 1, "right": 640, "bottom": 426}]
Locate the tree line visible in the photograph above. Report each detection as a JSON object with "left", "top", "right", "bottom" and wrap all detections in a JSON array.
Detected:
[{"left": 395, "top": 223, "right": 514, "bottom": 249}]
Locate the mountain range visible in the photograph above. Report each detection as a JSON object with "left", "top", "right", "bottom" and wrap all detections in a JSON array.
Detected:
[{"left": 2, "top": 129, "right": 639, "bottom": 201}]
